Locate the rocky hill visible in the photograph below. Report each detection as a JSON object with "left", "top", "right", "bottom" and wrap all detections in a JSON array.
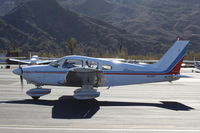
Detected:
[
  {"left": 1, "top": 0, "right": 200, "bottom": 57},
  {"left": 59, "top": 0, "right": 200, "bottom": 52},
  {"left": 0, "top": 0, "right": 30, "bottom": 16},
  {"left": 1, "top": 0, "right": 150, "bottom": 56}
]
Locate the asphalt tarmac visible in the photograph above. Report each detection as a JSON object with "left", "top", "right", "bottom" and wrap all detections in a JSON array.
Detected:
[{"left": 0, "top": 68, "right": 200, "bottom": 133}]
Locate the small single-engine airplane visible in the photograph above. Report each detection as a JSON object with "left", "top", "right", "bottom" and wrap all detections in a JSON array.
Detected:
[
  {"left": 9, "top": 55, "right": 55, "bottom": 65},
  {"left": 192, "top": 57, "right": 200, "bottom": 73},
  {"left": 12, "top": 40, "right": 189, "bottom": 100}
]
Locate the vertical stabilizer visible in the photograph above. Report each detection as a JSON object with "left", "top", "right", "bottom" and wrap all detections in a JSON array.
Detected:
[{"left": 152, "top": 40, "right": 189, "bottom": 74}]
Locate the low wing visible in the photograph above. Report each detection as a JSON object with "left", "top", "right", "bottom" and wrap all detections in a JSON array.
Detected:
[
  {"left": 10, "top": 58, "right": 55, "bottom": 65},
  {"left": 9, "top": 58, "right": 31, "bottom": 64},
  {"left": 64, "top": 68, "right": 104, "bottom": 87},
  {"left": 36, "top": 60, "right": 55, "bottom": 64}
]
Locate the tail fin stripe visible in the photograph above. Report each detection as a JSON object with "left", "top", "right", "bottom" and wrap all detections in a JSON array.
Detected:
[{"left": 162, "top": 45, "right": 188, "bottom": 73}]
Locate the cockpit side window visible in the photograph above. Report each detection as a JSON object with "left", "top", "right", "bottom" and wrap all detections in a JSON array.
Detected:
[
  {"left": 62, "top": 59, "right": 83, "bottom": 68},
  {"left": 85, "top": 60, "right": 98, "bottom": 69}
]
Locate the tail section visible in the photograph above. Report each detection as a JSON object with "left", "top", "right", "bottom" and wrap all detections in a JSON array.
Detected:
[{"left": 152, "top": 40, "right": 189, "bottom": 74}]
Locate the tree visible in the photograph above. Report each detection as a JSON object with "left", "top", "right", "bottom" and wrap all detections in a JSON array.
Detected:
[{"left": 66, "top": 37, "right": 77, "bottom": 55}]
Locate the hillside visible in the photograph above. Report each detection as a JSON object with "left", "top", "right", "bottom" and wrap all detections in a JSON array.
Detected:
[
  {"left": 1, "top": 0, "right": 200, "bottom": 57},
  {"left": 59, "top": 0, "right": 200, "bottom": 52},
  {"left": 0, "top": 0, "right": 30, "bottom": 16},
  {"left": 1, "top": 0, "right": 152, "bottom": 56}
]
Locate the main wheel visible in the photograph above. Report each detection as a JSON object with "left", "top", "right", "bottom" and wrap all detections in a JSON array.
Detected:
[{"left": 32, "top": 96, "right": 40, "bottom": 100}]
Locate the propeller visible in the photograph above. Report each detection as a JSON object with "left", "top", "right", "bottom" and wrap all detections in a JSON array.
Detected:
[{"left": 19, "top": 64, "right": 24, "bottom": 91}]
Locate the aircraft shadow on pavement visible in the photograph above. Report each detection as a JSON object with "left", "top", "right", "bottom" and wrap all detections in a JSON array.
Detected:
[{"left": 1, "top": 96, "right": 194, "bottom": 119}]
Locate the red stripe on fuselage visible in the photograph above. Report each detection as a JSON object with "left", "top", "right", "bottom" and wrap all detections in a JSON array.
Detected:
[{"left": 104, "top": 73, "right": 168, "bottom": 75}]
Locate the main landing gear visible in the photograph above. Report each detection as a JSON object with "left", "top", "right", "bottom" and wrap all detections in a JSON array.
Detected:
[{"left": 73, "top": 85, "right": 100, "bottom": 100}]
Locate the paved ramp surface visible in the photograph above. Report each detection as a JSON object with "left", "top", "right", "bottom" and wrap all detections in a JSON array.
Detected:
[{"left": 0, "top": 68, "right": 200, "bottom": 133}]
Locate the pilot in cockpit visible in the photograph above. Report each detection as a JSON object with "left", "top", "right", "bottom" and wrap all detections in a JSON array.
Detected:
[{"left": 62, "top": 60, "right": 75, "bottom": 68}]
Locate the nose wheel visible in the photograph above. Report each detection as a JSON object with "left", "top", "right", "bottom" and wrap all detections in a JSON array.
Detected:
[{"left": 32, "top": 96, "right": 40, "bottom": 100}]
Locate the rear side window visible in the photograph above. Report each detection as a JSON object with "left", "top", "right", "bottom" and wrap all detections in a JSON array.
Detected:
[
  {"left": 102, "top": 64, "right": 112, "bottom": 70},
  {"left": 86, "top": 60, "right": 98, "bottom": 69}
]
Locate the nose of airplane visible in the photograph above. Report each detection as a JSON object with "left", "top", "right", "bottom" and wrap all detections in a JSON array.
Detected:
[{"left": 12, "top": 68, "right": 22, "bottom": 75}]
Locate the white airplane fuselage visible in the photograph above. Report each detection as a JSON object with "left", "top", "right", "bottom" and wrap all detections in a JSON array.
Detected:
[{"left": 16, "top": 55, "right": 183, "bottom": 87}]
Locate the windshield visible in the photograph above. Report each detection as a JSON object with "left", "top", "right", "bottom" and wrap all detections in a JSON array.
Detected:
[{"left": 49, "top": 58, "right": 64, "bottom": 67}]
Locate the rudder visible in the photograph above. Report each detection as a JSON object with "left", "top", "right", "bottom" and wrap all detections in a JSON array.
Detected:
[{"left": 151, "top": 40, "right": 189, "bottom": 74}]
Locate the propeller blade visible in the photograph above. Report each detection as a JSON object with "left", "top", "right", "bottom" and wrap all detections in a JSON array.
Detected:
[
  {"left": 20, "top": 75, "right": 23, "bottom": 91},
  {"left": 19, "top": 64, "right": 24, "bottom": 91}
]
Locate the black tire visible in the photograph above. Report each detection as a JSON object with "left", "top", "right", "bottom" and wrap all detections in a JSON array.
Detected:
[{"left": 32, "top": 96, "right": 40, "bottom": 100}]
